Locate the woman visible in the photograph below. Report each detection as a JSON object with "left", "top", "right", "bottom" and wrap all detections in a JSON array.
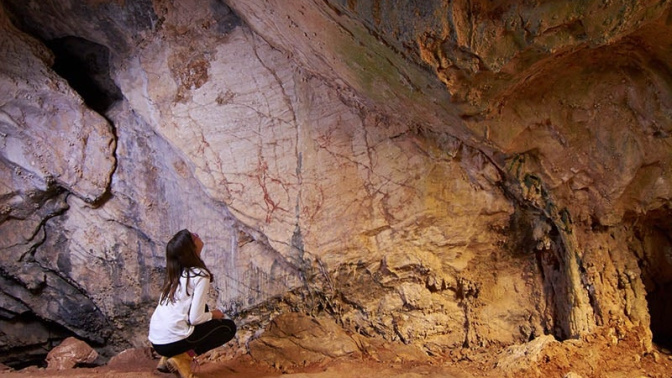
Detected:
[{"left": 148, "top": 229, "right": 236, "bottom": 378}]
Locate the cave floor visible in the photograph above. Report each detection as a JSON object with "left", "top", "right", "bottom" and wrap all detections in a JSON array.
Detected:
[
  {"left": 2, "top": 340, "right": 672, "bottom": 378},
  {"left": 0, "top": 355, "right": 472, "bottom": 378}
]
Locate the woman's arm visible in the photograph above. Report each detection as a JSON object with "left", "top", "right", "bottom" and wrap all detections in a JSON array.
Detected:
[{"left": 188, "top": 274, "right": 213, "bottom": 325}]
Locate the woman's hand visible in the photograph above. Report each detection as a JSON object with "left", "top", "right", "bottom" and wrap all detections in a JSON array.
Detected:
[{"left": 210, "top": 309, "right": 224, "bottom": 320}]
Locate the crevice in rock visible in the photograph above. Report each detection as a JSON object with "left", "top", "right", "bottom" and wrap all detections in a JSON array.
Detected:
[
  {"left": 631, "top": 207, "right": 672, "bottom": 350},
  {"left": 43, "top": 36, "right": 120, "bottom": 208},
  {"left": 493, "top": 151, "right": 594, "bottom": 341},
  {"left": 210, "top": 0, "right": 242, "bottom": 34},
  {"left": 45, "top": 36, "right": 122, "bottom": 115},
  {"left": 15, "top": 190, "right": 69, "bottom": 263}
]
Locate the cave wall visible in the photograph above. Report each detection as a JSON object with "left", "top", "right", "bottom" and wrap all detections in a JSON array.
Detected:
[{"left": 0, "top": 0, "right": 671, "bottom": 366}]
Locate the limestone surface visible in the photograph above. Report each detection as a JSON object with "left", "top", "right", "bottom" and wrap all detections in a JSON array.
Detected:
[{"left": 0, "top": 1, "right": 670, "bottom": 376}]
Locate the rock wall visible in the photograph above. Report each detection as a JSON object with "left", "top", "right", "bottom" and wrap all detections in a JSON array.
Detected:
[{"left": 0, "top": 0, "right": 671, "bottom": 368}]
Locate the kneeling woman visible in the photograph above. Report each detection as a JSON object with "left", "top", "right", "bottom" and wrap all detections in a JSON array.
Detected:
[{"left": 148, "top": 229, "right": 236, "bottom": 378}]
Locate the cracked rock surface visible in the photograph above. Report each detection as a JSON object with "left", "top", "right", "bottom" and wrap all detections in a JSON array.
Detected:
[{"left": 0, "top": 1, "right": 671, "bottom": 376}]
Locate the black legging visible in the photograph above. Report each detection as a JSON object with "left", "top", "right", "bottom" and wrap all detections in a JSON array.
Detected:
[{"left": 152, "top": 318, "right": 237, "bottom": 357}]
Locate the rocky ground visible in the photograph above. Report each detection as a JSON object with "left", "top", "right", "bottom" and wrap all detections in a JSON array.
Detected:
[{"left": 2, "top": 334, "right": 672, "bottom": 378}]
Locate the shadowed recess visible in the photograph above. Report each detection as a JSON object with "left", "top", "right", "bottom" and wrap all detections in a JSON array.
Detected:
[{"left": 46, "top": 36, "right": 122, "bottom": 114}]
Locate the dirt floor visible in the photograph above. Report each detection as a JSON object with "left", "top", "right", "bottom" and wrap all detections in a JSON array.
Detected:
[
  {"left": 2, "top": 336, "right": 672, "bottom": 378},
  {"left": 0, "top": 352, "right": 670, "bottom": 378},
  {"left": 0, "top": 354, "right": 474, "bottom": 378}
]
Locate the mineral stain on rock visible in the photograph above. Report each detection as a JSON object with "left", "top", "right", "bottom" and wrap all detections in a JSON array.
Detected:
[{"left": 0, "top": 0, "right": 671, "bottom": 377}]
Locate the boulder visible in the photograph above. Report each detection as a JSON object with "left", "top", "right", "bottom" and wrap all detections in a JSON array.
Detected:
[
  {"left": 106, "top": 347, "right": 154, "bottom": 368},
  {"left": 45, "top": 337, "right": 98, "bottom": 370},
  {"left": 249, "top": 312, "right": 361, "bottom": 370}
]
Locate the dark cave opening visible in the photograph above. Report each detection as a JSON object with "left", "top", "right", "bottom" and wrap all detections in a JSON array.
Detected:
[
  {"left": 634, "top": 208, "right": 672, "bottom": 350},
  {"left": 649, "top": 282, "right": 672, "bottom": 349},
  {"left": 0, "top": 312, "right": 72, "bottom": 369},
  {"left": 46, "top": 36, "right": 122, "bottom": 114}
]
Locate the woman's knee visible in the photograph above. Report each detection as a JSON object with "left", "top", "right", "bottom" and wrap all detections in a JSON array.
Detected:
[
  {"left": 225, "top": 319, "right": 236, "bottom": 331},
  {"left": 220, "top": 319, "right": 236, "bottom": 336}
]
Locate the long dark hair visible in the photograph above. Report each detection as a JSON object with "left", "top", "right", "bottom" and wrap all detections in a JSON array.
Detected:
[{"left": 159, "top": 229, "right": 213, "bottom": 304}]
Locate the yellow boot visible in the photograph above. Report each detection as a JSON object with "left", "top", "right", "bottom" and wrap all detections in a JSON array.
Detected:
[{"left": 166, "top": 352, "right": 196, "bottom": 378}]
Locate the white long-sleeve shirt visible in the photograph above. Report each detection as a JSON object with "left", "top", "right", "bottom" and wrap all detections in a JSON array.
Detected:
[{"left": 148, "top": 267, "right": 213, "bottom": 345}]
